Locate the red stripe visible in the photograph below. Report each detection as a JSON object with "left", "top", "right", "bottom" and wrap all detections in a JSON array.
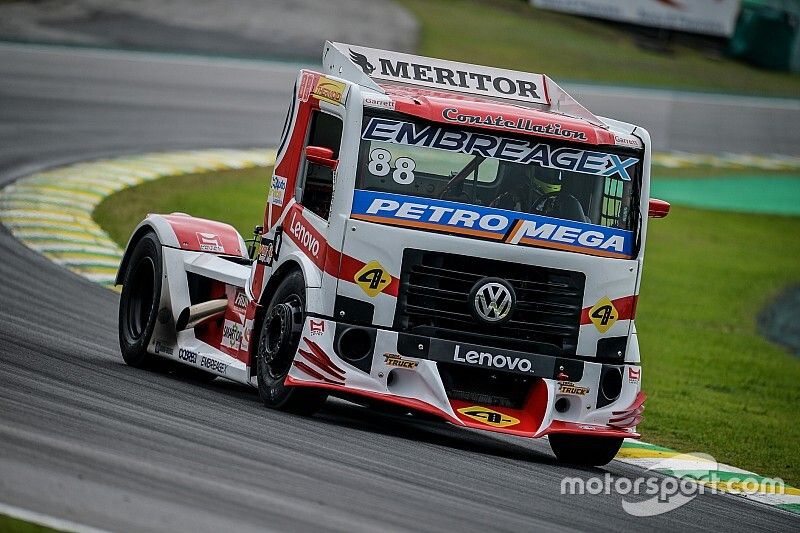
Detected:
[
  {"left": 284, "top": 375, "right": 462, "bottom": 424},
  {"left": 297, "top": 348, "right": 346, "bottom": 381},
  {"left": 580, "top": 295, "right": 638, "bottom": 325},
  {"left": 293, "top": 361, "right": 343, "bottom": 385},
  {"left": 304, "top": 339, "right": 347, "bottom": 375},
  {"left": 612, "top": 390, "right": 647, "bottom": 416},
  {"left": 542, "top": 420, "right": 641, "bottom": 439}
]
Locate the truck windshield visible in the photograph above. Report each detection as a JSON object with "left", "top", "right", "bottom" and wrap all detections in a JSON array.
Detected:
[{"left": 353, "top": 114, "right": 642, "bottom": 259}]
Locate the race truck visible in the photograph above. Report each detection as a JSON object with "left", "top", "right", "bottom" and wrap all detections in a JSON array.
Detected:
[{"left": 116, "top": 42, "right": 669, "bottom": 466}]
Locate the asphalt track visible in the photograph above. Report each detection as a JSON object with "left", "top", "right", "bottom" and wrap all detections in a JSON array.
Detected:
[{"left": 0, "top": 44, "right": 797, "bottom": 532}]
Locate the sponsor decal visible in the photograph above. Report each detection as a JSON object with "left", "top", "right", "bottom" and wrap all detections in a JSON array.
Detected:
[
  {"left": 310, "top": 319, "right": 325, "bottom": 336},
  {"left": 453, "top": 344, "right": 536, "bottom": 374},
  {"left": 349, "top": 49, "right": 376, "bottom": 74},
  {"left": 457, "top": 405, "right": 521, "bottom": 428},
  {"left": 196, "top": 232, "right": 225, "bottom": 253},
  {"left": 364, "top": 95, "right": 395, "bottom": 111},
  {"left": 558, "top": 381, "right": 590, "bottom": 396},
  {"left": 201, "top": 355, "right": 228, "bottom": 374},
  {"left": 383, "top": 353, "right": 418, "bottom": 369},
  {"left": 258, "top": 238, "right": 275, "bottom": 266},
  {"left": 221, "top": 319, "right": 243, "bottom": 351},
  {"left": 298, "top": 71, "right": 317, "bottom": 102},
  {"left": 312, "top": 76, "right": 347, "bottom": 105},
  {"left": 341, "top": 43, "right": 548, "bottom": 105},
  {"left": 288, "top": 209, "right": 324, "bottom": 263},
  {"left": 351, "top": 189, "right": 633, "bottom": 258},
  {"left": 243, "top": 319, "right": 254, "bottom": 352},
  {"left": 270, "top": 175, "right": 288, "bottom": 207},
  {"left": 154, "top": 340, "right": 173, "bottom": 356},
  {"left": 178, "top": 348, "right": 198, "bottom": 364},
  {"left": 354, "top": 260, "right": 392, "bottom": 297},
  {"left": 588, "top": 296, "right": 619, "bottom": 333},
  {"left": 628, "top": 367, "right": 641, "bottom": 383},
  {"left": 362, "top": 117, "right": 638, "bottom": 181},
  {"left": 614, "top": 134, "right": 642, "bottom": 148},
  {"left": 233, "top": 289, "right": 248, "bottom": 314},
  {"left": 442, "top": 108, "right": 587, "bottom": 141}
]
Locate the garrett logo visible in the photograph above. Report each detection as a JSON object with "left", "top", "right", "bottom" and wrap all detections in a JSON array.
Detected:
[
  {"left": 457, "top": 406, "right": 520, "bottom": 428},
  {"left": 354, "top": 260, "right": 392, "bottom": 297},
  {"left": 589, "top": 296, "right": 619, "bottom": 333}
]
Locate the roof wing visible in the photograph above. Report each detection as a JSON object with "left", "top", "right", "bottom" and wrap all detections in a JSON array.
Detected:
[{"left": 323, "top": 41, "right": 604, "bottom": 126}]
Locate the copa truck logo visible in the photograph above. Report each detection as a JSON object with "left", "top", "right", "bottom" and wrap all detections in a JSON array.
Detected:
[{"left": 351, "top": 190, "right": 633, "bottom": 259}]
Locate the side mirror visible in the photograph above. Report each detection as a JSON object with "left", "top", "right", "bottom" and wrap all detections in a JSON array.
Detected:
[
  {"left": 305, "top": 146, "right": 338, "bottom": 170},
  {"left": 648, "top": 198, "right": 670, "bottom": 218}
]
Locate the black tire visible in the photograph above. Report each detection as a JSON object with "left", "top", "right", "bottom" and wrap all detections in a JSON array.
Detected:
[
  {"left": 118, "top": 232, "right": 162, "bottom": 368},
  {"left": 256, "top": 270, "right": 327, "bottom": 415},
  {"left": 549, "top": 434, "right": 623, "bottom": 466}
]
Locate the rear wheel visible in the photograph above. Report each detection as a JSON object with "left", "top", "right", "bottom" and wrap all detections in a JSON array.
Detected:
[
  {"left": 256, "top": 271, "right": 327, "bottom": 415},
  {"left": 549, "top": 434, "right": 623, "bottom": 466},
  {"left": 118, "top": 232, "right": 162, "bottom": 368}
]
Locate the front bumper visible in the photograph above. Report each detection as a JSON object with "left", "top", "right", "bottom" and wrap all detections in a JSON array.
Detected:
[{"left": 286, "top": 316, "right": 643, "bottom": 439}]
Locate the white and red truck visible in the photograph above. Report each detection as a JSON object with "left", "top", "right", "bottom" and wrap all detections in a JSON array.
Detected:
[{"left": 116, "top": 42, "right": 669, "bottom": 465}]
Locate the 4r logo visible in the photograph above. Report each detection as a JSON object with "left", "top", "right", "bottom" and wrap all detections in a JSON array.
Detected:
[
  {"left": 354, "top": 260, "right": 392, "bottom": 297},
  {"left": 457, "top": 405, "right": 520, "bottom": 428},
  {"left": 589, "top": 296, "right": 619, "bottom": 333}
]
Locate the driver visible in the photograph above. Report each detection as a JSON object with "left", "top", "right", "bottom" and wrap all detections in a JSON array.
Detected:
[{"left": 530, "top": 169, "right": 590, "bottom": 223}]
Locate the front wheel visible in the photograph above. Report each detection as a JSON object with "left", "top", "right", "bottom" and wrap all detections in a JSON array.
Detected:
[
  {"left": 256, "top": 271, "right": 327, "bottom": 415},
  {"left": 549, "top": 434, "right": 623, "bottom": 466},
  {"left": 118, "top": 231, "right": 162, "bottom": 368}
]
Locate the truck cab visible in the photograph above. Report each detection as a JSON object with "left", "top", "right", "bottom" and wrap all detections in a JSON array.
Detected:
[{"left": 117, "top": 42, "right": 668, "bottom": 466}]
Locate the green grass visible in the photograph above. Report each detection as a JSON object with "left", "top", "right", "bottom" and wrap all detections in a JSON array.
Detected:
[
  {"left": 398, "top": 0, "right": 800, "bottom": 97},
  {"left": 0, "top": 514, "right": 60, "bottom": 533},
  {"left": 94, "top": 167, "right": 272, "bottom": 247},
  {"left": 94, "top": 165, "right": 800, "bottom": 485}
]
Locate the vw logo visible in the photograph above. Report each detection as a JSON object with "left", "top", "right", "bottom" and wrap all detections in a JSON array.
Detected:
[{"left": 469, "top": 278, "right": 516, "bottom": 324}]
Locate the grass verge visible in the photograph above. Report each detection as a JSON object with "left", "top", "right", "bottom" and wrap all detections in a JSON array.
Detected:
[
  {"left": 0, "top": 514, "right": 60, "bottom": 533},
  {"left": 94, "top": 165, "right": 800, "bottom": 485},
  {"left": 397, "top": 0, "right": 800, "bottom": 97}
]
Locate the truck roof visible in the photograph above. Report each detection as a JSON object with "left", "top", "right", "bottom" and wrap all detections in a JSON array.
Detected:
[{"left": 322, "top": 42, "right": 642, "bottom": 149}]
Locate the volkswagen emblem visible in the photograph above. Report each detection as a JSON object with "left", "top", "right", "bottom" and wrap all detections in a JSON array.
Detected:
[{"left": 469, "top": 277, "right": 516, "bottom": 324}]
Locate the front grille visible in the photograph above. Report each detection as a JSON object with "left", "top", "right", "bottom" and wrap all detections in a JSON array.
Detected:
[
  {"left": 394, "top": 250, "right": 585, "bottom": 357},
  {"left": 438, "top": 362, "right": 533, "bottom": 408}
]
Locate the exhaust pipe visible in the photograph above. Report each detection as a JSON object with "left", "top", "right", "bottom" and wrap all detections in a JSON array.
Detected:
[{"left": 176, "top": 299, "right": 228, "bottom": 330}]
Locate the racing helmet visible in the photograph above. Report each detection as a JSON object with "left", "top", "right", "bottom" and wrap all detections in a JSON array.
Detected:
[{"left": 533, "top": 168, "right": 562, "bottom": 195}]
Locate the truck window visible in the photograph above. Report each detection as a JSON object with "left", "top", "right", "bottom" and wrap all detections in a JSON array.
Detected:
[
  {"left": 356, "top": 115, "right": 641, "bottom": 233},
  {"left": 299, "top": 111, "right": 343, "bottom": 220}
]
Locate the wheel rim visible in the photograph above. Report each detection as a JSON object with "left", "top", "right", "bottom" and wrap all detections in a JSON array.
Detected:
[
  {"left": 261, "top": 295, "right": 304, "bottom": 380},
  {"left": 126, "top": 256, "right": 156, "bottom": 339}
]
